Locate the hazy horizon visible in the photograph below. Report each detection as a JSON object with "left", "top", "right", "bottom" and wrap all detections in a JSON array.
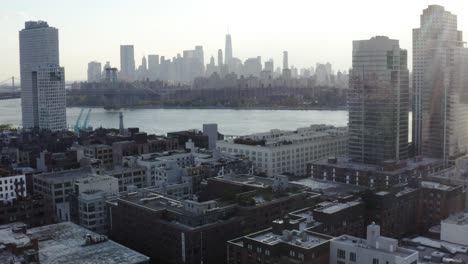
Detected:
[{"left": 1, "top": 0, "right": 468, "bottom": 81}]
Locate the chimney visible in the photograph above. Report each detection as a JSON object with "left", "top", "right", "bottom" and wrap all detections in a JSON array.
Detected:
[{"left": 119, "top": 112, "right": 125, "bottom": 135}]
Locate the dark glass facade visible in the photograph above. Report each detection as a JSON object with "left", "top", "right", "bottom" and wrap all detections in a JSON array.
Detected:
[{"left": 348, "top": 36, "right": 409, "bottom": 164}]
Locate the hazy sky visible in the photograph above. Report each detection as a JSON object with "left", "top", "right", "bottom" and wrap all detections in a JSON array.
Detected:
[{"left": 1, "top": 0, "right": 468, "bottom": 81}]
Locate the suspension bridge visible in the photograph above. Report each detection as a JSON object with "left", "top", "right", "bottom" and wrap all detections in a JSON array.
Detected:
[{"left": 0, "top": 77, "right": 20, "bottom": 100}]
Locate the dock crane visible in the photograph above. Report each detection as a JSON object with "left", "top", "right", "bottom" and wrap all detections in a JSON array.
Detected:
[
  {"left": 73, "top": 108, "right": 92, "bottom": 133},
  {"left": 82, "top": 109, "right": 92, "bottom": 129},
  {"left": 74, "top": 109, "right": 84, "bottom": 133}
]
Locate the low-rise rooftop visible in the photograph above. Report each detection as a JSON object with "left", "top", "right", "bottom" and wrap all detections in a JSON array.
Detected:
[
  {"left": 312, "top": 156, "right": 441, "bottom": 175},
  {"left": 291, "top": 178, "right": 365, "bottom": 197},
  {"left": 0, "top": 222, "right": 149, "bottom": 264},
  {"left": 34, "top": 168, "right": 92, "bottom": 182},
  {"left": 314, "top": 200, "right": 361, "bottom": 214},
  {"left": 333, "top": 233, "right": 417, "bottom": 258},
  {"left": 421, "top": 181, "right": 456, "bottom": 191},
  {"left": 401, "top": 236, "right": 468, "bottom": 263},
  {"left": 443, "top": 213, "right": 468, "bottom": 225},
  {"left": 248, "top": 228, "right": 329, "bottom": 249},
  {"left": 220, "top": 125, "right": 347, "bottom": 148}
]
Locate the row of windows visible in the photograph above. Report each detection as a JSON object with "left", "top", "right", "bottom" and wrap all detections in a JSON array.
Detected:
[
  {"left": 0, "top": 178, "right": 24, "bottom": 185},
  {"left": 337, "top": 249, "right": 356, "bottom": 262},
  {"left": 247, "top": 244, "right": 271, "bottom": 256}
]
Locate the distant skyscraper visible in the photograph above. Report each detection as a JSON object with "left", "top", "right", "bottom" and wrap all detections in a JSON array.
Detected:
[
  {"left": 195, "top": 46, "right": 204, "bottom": 68},
  {"left": 413, "top": 5, "right": 468, "bottom": 162},
  {"left": 141, "top": 56, "right": 147, "bottom": 71},
  {"left": 120, "top": 45, "right": 135, "bottom": 81},
  {"left": 103, "top": 61, "right": 111, "bottom": 81},
  {"left": 283, "top": 51, "right": 288, "bottom": 70},
  {"left": 349, "top": 36, "right": 409, "bottom": 164},
  {"left": 136, "top": 56, "right": 147, "bottom": 80},
  {"left": 264, "top": 59, "right": 274, "bottom": 72},
  {"left": 194, "top": 45, "right": 205, "bottom": 75},
  {"left": 225, "top": 34, "right": 233, "bottom": 66},
  {"left": 19, "top": 21, "right": 66, "bottom": 131},
  {"left": 206, "top": 56, "right": 217, "bottom": 76},
  {"left": 243, "top": 57, "right": 262, "bottom": 77},
  {"left": 315, "top": 63, "right": 332, "bottom": 86},
  {"left": 87, "top": 61, "right": 102, "bottom": 82},
  {"left": 217, "top": 49, "right": 223, "bottom": 66},
  {"left": 147, "top": 54, "right": 160, "bottom": 80}
]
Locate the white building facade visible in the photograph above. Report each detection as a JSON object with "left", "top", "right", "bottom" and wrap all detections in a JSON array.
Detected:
[
  {"left": 75, "top": 175, "right": 119, "bottom": 234},
  {"left": 441, "top": 213, "right": 468, "bottom": 246},
  {"left": 330, "top": 224, "right": 418, "bottom": 264},
  {"left": 217, "top": 125, "right": 348, "bottom": 177},
  {"left": 0, "top": 175, "right": 26, "bottom": 201},
  {"left": 19, "top": 21, "right": 66, "bottom": 131}
]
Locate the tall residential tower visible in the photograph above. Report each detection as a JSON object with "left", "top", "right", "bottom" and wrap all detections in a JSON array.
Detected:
[
  {"left": 348, "top": 36, "right": 409, "bottom": 164},
  {"left": 19, "top": 21, "right": 67, "bottom": 131},
  {"left": 413, "top": 5, "right": 468, "bottom": 162}
]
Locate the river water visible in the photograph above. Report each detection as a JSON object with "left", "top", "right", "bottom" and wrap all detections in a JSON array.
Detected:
[{"left": 0, "top": 98, "right": 409, "bottom": 139}]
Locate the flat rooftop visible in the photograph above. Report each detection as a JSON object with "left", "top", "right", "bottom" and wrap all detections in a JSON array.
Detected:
[
  {"left": 314, "top": 201, "right": 361, "bottom": 214},
  {"left": 118, "top": 191, "right": 185, "bottom": 213},
  {"left": 401, "top": 236, "right": 468, "bottom": 263},
  {"left": 288, "top": 208, "right": 321, "bottom": 231},
  {"left": 139, "top": 150, "right": 204, "bottom": 162},
  {"left": 291, "top": 178, "right": 365, "bottom": 197},
  {"left": 34, "top": 168, "right": 92, "bottom": 182},
  {"left": 247, "top": 228, "right": 330, "bottom": 249},
  {"left": 333, "top": 234, "right": 417, "bottom": 258},
  {"left": 86, "top": 144, "right": 112, "bottom": 148},
  {"left": 443, "top": 213, "right": 468, "bottom": 225},
  {"left": 76, "top": 174, "right": 116, "bottom": 184},
  {"left": 312, "top": 156, "right": 441, "bottom": 175},
  {"left": 220, "top": 125, "right": 347, "bottom": 147},
  {"left": 421, "top": 181, "right": 455, "bottom": 191},
  {"left": 0, "top": 222, "right": 149, "bottom": 264},
  {"left": 374, "top": 187, "right": 418, "bottom": 198},
  {"left": 214, "top": 174, "right": 274, "bottom": 189}
]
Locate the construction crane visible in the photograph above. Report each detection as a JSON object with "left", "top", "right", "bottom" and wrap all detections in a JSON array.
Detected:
[{"left": 73, "top": 108, "right": 92, "bottom": 133}]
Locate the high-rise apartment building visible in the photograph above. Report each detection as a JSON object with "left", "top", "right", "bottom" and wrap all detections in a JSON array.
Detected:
[
  {"left": 19, "top": 21, "right": 67, "bottom": 131},
  {"left": 225, "top": 34, "right": 233, "bottom": 66},
  {"left": 87, "top": 61, "right": 101, "bottom": 82},
  {"left": 120, "top": 45, "right": 135, "bottom": 81},
  {"left": 348, "top": 36, "right": 409, "bottom": 164},
  {"left": 413, "top": 5, "right": 468, "bottom": 162}
]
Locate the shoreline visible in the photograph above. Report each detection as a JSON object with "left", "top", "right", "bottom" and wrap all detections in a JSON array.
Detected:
[{"left": 66, "top": 104, "right": 348, "bottom": 111}]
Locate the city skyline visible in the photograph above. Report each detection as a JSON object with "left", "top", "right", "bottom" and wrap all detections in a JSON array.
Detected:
[
  {"left": 2, "top": 2, "right": 468, "bottom": 264},
  {"left": 1, "top": 0, "right": 467, "bottom": 81}
]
